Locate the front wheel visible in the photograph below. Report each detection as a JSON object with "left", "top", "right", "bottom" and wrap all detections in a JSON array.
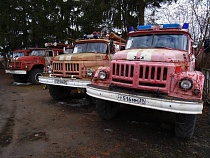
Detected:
[
  {"left": 48, "top": 85, "right": 71, "bottom": 100},
  {"left": 96, "top": 99, "right": 120, "bottom": 120},
  {"left": 29, "top": 69, "right": 43, "bottom": 84},
  {"left": 175, "top": 114, "right": 196, "bottom": 139},
  {"left": 13, "top": 74, "right": 29, "bottom": 83}
]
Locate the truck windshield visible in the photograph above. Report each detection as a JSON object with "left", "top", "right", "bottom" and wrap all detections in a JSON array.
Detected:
[
  {"left": 30, "top": 50, "right": 45, "bottom": 56},
  {"left": 73, "top": 43, "right": 107, "bottom": 53},
  {"left": 65, "top": 48, "right": 73, "bottom": 53},
  {"left": 126, "top": 34, "right": 188, "bottom": 51},
  {"left": 12, "top": 52, "right": 24, "bottom": 58}
]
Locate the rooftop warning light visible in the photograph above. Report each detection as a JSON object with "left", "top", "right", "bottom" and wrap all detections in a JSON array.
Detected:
[
  {"left": 162, "top": 24, "right": 180, "bottom": 29},
  {"left": 53, "top": 42, "right": 58, "bottom": 46},
  {"left": 182, "top": 23, "right": 189, "bottom": 29},
  {"left": 83, "top": 32, "right": 100, "bottom": 39},
  {"left": 137, "top": 25, "right": 152, "bottom": 30},
  {"left": 129, "top": 26, "right": 134, "bottom": 32}
]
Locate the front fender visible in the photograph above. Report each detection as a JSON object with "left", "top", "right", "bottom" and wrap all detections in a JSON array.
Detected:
[
  {"left": 169, "top": 71, "right": 204, "bottom": 101},
  {"left": 92, "top": 66, "right": 111, "bottom": 87}
]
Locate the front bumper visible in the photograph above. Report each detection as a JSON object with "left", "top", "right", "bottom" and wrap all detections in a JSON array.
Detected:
[
  {"left": 38, "top": 76, "right": 91, "bottom": 88},
  {"left": 5, "top": 69, "right": 27, "bottom": 74},
  {"left": 86, "top": 85, "right": 203, "bottom": 114}
]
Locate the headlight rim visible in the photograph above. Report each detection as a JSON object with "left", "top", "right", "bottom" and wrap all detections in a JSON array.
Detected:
[
  {"left": 98, "top": 70, "right": 107, "bottom": 80},
  {"left": 179, "top": 78, "right": 193, "bottom": 90},
  {"left": 87, "top": 69, "right": 93, "bottom": 77}
]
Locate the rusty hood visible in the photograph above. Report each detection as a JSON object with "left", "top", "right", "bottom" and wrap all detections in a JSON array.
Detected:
[
  {"left": 54, "top": 53, "right": 108, "bottom": 61},
  {"left": 113, "top": 49, "right": 188, "bottom": 63}
]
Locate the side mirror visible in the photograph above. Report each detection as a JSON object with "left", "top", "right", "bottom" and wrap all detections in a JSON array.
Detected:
[
  {"left": 109, "top": 40, "right": 114, "bottom": 54},
  {"left": 110, "top": 40, "right": 114, "bottom": 46},
  {"left": 192, "top": 42, "right": 198, "bottom": 49}
]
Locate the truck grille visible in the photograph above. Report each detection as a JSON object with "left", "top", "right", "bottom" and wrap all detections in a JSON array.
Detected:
[
  {"left": 111, "top": 61, "right": 174, "bottom": 93},
  {"left": 52, "top": 62, "right": 80, "bottom": 77},
  {"left": 10, "top": 61, "right": 22, "bottom": 69}
]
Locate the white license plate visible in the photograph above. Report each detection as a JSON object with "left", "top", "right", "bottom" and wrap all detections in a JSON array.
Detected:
[
  {"left": 54, "top": 78, "right": 67, "bottom": 85},
  {"left": 118, "top": 95, "right": 146, "bottom": 104}
]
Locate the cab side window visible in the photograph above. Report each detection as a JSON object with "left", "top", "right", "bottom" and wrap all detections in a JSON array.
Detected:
[{"left": 47, "top": 51, "right": 53, "bottom": 57}]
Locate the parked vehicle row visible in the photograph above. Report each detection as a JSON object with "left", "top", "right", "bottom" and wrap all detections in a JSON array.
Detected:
[{"left": 5, "top": 26, "right": 210, "bottom": 139}]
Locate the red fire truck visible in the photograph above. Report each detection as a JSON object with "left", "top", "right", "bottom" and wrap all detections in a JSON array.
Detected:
[
  {"left": 5, "top": 44, "right": 64, "bottom": 84},
  {"left": 86, "top": 24, "right": 204, "bottom": 139}
]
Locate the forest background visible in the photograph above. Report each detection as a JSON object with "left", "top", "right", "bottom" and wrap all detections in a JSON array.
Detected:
[{"left": 0, "top": 0, "right": 209, "bottom": 53}]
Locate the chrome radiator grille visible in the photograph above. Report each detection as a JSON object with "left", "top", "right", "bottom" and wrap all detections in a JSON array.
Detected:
[
  {"left": 10, "top": 61, "right": 22, "bottom": 69},
  {"left": 52, "top": 62, "right": 80, "bottom": 77},
  {"left": 111, "top": 61, "right": 174, "bottom": 92}
]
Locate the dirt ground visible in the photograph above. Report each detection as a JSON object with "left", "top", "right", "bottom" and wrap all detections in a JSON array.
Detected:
[{"left": 0, "top": 69, "right": 210, "bottom": 158}]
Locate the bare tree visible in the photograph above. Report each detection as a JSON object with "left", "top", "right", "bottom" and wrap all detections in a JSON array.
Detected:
[{"left": 145, "top": 0, "right": 210, "bottom": 41}]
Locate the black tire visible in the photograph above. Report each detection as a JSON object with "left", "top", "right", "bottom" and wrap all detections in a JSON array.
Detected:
[
  {"left": 0, "top": 62, "right": 3, "bottom": 69},
  {"left": 96, "top": 98, "right": 120, "bottom": 120},
  {"left": 48, "top": 85, "right": 71, "bottom": 100},
  {"left": 175, "top": 114, "right": 196, "bottom": 139},
  {"left": 85, "top": 95, "right": 96, "bottom": 105},
  {"left": 13, "top": 74, "right": 29, "bottom": 83},
  {"left": 29, "top": 69, "right": 43, "bottom": 84},
  {"left": 91, "top": 97, "right": 96, "bottom": 105}
]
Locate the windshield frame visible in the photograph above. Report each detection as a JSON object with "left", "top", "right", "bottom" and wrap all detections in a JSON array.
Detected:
[
  {"left": 126, "top": 33, "right": 188, "bottom": 51},
  {"left": 30, "top": 50, "right": 46, "bottom": 56},
  {"left": 12, "top": 52, "right": 25, "bottom": 58},
  {"left": 73, "top": 42, "right": 108, "bottom": 54}
]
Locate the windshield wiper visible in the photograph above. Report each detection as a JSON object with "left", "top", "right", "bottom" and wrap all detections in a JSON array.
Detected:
[{"left": 154, "top": 46, "right": 172, "bottom": 49}]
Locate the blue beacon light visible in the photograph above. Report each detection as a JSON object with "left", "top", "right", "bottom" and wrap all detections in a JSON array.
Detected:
[
  {"left": 129, "top": 26, "right": 134, "bottom": 32},
  {"left": 182, "top": 23, "right": 189, "bottom": 29},
  {"left": 162, "top": 24, "right": 180, "bottom": 29},
  {"left": 137, "top": 25, "right": 152, "bottom": 30}
]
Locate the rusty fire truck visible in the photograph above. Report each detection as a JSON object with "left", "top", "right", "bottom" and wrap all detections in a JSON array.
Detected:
[
  {"left": 5, "top": 43, "right": 65, "bottom": 84},
  {"left": 86, "top": 24, "right": 205, "bottom": 139},
  {"left": 38, "top": 32, "right": 125, "bottom": 100}
]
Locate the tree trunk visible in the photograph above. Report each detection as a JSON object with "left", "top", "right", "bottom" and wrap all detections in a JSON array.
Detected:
[{"left": 137, "top": 0, "right": 146, "bottom": 25}]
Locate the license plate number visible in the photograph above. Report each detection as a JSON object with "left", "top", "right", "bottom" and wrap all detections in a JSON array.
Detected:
[
  {"left": 54, "top": 79, "right": 67, "bottom": 85},
  {"left": 118, "top": 95, "right": 146, "bottom": 104}
]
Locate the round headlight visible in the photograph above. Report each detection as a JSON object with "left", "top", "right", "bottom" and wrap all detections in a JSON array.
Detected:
[
  {"left": 179, "top": 78, "right": 193, "bottom": 90},
  {"left": 48, "top": 67, "right": 52, "bottom": 73},
  {"left": 98, "top": 71, "right": 107, "bottom": 80},
  {"left": 87, "top": 69, "right": 93, "bottom": 76}
]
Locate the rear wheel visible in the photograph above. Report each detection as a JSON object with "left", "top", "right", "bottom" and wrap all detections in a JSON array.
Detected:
[
  {"left": 96, "top": 98, "right": 120, "bottom": 120},
  {"left": 0, "top": 62, "right": 4, "bottom": 69},
  {"left": 13, "top": 74, "right": 29, "bottom": 83},
  {"left": 49, "top": 85, "right": 71, "bottom": 100},
  {"left": 29, "top": 69, "right": 43, "bottom": 84},
  {"left": 175, "top": 114, "right": 196, "bottom": 139}
]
